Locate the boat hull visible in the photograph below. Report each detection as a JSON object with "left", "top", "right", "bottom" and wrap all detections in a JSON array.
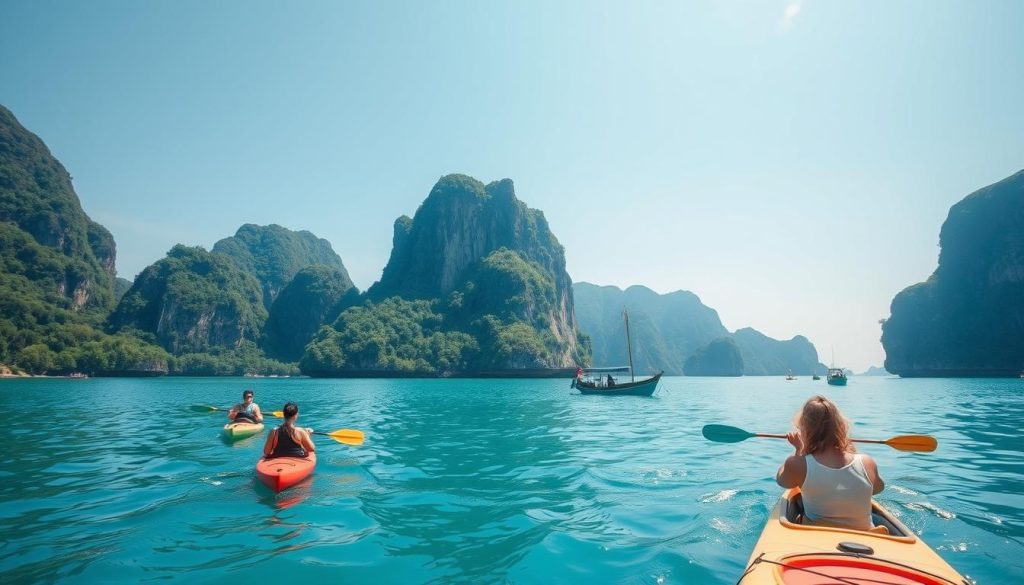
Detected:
[
  {"left": 577, "top": 372, "right": 663, "bottom": 396},
  {"left": 827, "top": 378, "right": 848, "bottom": 386},
  {"left": 738, "top": 488, "right": 965, "bottom": 584}
]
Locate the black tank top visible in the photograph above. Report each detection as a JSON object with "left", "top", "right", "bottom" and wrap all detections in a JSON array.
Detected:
[{"left": 270, "top": 424, "right": 307, "bottom": 458}]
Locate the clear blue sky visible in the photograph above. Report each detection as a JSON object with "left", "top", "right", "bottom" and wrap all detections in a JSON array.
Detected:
[{"left": 2, "top": 1, "right": 1022, "bottom": 372}]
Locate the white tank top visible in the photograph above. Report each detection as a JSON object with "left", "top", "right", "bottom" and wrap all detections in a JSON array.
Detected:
[{"left": 801, "top": 453, "right": 874, "bottom": 531}]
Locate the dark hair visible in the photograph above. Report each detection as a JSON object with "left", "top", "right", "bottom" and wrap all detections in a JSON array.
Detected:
[
  {"left": 243, "top": 389, "right": 253, "bottom": 398},
  {"left": 283, "top": 402, "right": 298, "bottom": 418}
]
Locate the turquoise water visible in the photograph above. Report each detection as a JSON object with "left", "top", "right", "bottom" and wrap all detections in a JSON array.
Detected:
[{"left": 0, "top": 376, "right": 1020, "bottom": 584}]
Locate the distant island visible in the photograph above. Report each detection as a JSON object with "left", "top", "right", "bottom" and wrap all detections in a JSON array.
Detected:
[
  {"left": 573, "top": 283, "right": 826, "bottom": 376},
  {"left": 858, "top": 366, "right": 890, "bottom": 376}
]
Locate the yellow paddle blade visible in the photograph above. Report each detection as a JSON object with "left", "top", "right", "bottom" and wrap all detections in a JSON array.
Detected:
[
  {"left": 271, "top": 411, "right": 284, "bottom": 418},
  {"left": 322, "top": 429, "right": 365, "bottom": 446},
  {"left": 883, "top": 435, "right": 937, "bottom": 452}
]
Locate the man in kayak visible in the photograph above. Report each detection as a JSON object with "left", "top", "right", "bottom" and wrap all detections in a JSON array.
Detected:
[
  {"left": 775, "top": 395, "right": 885, "bottom": 532},
  {"left": 228, "top": 389, "right": 263, "bottom": 424},
  {"left": 263, "top": 402, "right": 315, "bottom": 458}
]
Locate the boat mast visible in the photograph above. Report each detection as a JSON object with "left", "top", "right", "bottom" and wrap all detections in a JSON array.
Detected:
[{"left": 624, "top": 308, "right": 635, "bottom": 382}]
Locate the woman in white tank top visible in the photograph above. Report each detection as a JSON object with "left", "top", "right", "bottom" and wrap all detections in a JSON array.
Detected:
[{"left": 775, "top": 395, "right": 886, "bottom": 531}]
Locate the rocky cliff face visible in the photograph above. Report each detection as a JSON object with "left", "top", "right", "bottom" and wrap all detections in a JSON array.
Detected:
[
  {"left": 367, "top": 174, "right": 582, "bottom": 367},
  {"left": 882, "top": 170, "right": 1024, "bottom": 376},
  {"left": 109, "top": 245, "right": 267, "bottom": 353},
  {"left": 0, "top": 105, "right": 116, "bottom": 310},
  {"left": 212, "top": 223, "right": 351, "bottom": 309}
]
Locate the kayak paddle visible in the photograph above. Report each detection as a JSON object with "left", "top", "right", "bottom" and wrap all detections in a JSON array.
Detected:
[
  {"left": 702, "top": 424, "right": 937, "bottom": 452},
  {"left": 266, "top": 412, "right": 364, "bottom": 445},
  {"left": 313, "top": 428, "right": 365, "bottom": 446},
  {"left": 191, "top": 404, "right": 224, "bottom": 413}
]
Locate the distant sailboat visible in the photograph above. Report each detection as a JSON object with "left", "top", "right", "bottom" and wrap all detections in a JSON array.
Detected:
[
  {"left": 574, "top": 309, "right": 662, "bottom": 396},
  {"left": 826, "top": 368, "right": 847, "bottom": 386},
  {"left": 827, "top": 347, "right": 847, "bottom": 386}
]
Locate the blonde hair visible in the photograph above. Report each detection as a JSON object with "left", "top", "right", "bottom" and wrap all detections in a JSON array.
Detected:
[{"left": 795, "top": 395, "right": 854, "bottom": 454}]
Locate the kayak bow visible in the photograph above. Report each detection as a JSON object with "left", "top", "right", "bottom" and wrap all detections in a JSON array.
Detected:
[
  {"left": 739, "top": 488, "right": 969, "bottom": 584},
  {"left": 255, "top": 452, "right": 316, "bottom": 493}
]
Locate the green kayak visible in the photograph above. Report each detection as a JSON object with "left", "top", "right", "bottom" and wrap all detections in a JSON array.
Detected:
[{"left": 222, "top": 422, "right": 265, "bottom": 441}]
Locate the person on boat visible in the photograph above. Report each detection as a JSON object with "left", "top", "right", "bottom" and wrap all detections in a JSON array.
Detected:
[
  {"left": 606, "top": 374, "right": 615, "bottom": 387},
  {"left": 228, "top": 389, "right": 263, "bottom": 424},
  {"left": 775, "top": 395, "right": 885, "bottom": 531},
  {"left": 263, "top": 402, "right": 315, "bottom": 458},
  {"left": 572, "top": 367, "right": 584, "bottom": 389}
]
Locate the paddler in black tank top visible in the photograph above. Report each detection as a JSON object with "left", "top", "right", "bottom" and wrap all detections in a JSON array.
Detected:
[{"left": 263, "top": 402, "right": 315, "bottom": 458}]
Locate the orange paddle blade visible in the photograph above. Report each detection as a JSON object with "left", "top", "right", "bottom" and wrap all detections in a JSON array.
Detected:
[{"left": 882, "top": 435, "right": 937, "bottom": 452}]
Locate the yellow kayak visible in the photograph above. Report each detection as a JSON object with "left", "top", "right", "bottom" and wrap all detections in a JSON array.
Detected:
[
  {"left": 739, "top": 488, "right": 970, "bottom": 585},
  {"left": 222, "top": 422, "right": 264, "bottom": 441}
]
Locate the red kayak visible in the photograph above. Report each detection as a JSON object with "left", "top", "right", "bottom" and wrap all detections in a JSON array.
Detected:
[{"left": 255, "top": 452, "right": 316, "bottom": 492}]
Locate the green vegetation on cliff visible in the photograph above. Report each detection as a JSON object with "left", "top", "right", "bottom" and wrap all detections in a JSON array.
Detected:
[
  {"left": 302, "top": 175, "right": 586, "bottom": 376},
  {"left": 171, "top": 341, "right": 298, "bottom": 376},
  {"left": 301, "top": 297, "right": 478, "bottom": 374},
  {"left": 263, "top": 265, "right": 357, "bottom": 362},
  {"left": 882, "top": 169, "right": 1024, "bottom": 376},
  {"left": 0, "top": 105, "right": 116, "bottom": 312},
  {"left": 109, "top": 245, "right": 267, "bottom": 354},
  {"left": 0, "top": 105, "right": 170, "bottom": 375},
  {"left": 213, "top": 224, "right": 351, "bottom": 309},
  {"left": 301, "top": 246, "right": 584, "bottom": 375}
]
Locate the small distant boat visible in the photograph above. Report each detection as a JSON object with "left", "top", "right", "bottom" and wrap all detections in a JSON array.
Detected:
[
  {"left": 786, "top": 369, "right": 796, "bottom": 381},
  {"left": 574, "top": 309, "right": 662, "bottom": 396},
  {"left": 826, "top": 347, "right": 847, "bottom": 386},
  {"left": 826, "top": 368, "right": 847, "bottom": 386},
  {"left": 66, "top": 372, "right": 88, "bottom": 379},
  {"left": 812, "top": 374, "right": 821, "bottom": 380}
]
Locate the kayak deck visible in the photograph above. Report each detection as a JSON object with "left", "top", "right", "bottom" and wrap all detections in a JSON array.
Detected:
[{"left": 739, "top": 488, "right": 969, "bottom": 584}]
